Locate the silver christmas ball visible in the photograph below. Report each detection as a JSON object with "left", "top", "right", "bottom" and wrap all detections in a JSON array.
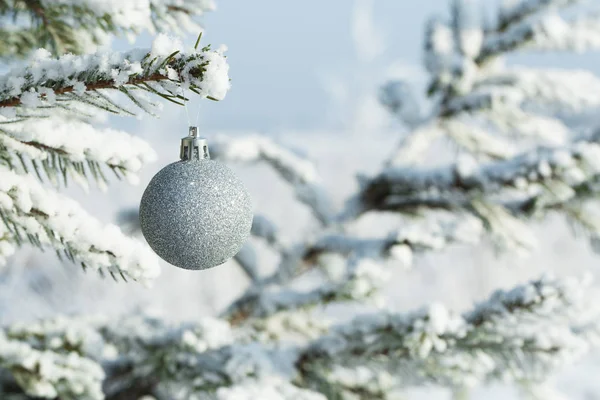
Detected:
[{"left": 139, "top": 129, "right": 253, "bottom": 270}]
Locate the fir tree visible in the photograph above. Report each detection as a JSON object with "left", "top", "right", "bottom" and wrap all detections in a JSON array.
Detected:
[{"left": 2, "top": 0, "right": 600, "bottom": 399}]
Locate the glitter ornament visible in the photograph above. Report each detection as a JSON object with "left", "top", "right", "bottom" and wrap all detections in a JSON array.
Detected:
[{"left": 139, "top": 127, "right": 253, "bottom": 270}]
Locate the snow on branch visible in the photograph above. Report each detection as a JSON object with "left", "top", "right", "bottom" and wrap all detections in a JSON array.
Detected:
[
  {"left": 0, "top": 332, "right": 104, "bottom": 400},
  {"left": 299, "top": 275, "right": 600, "bottom": 392},
  {"left": 443, "top": 87, "right": 524, "bottom": 116},
  {"left": 223, "top": 258, "right": 390, "bottom": 323},
  {"left": 1, "top": 314, "right": 312, "bottom": 400},
  {"left": 481, "top": 108, "right": 571, "bottom": 146},
  {"left": 436, "top": 82, "right": 578, "bottom": 143},
  {"left": 46, "top": 0, "right": 216, "bottom": 33},
  {"left": 478, "top": 12, "right": 600, "bottom": 63},
  {"left": 497, "top": 0, "right": 577, "bottom": 32},
  {"left": 529, "top": 13, "right": 600, "bottom": 52},
  {"left": 381, "top": 92, "right": 516, "bottom": 161},
  {"left": 440, "top": 67, "right": 600, "bottom": 144},
  {"left": 307, "top": 216, "right": 483, "bottom": 268},
  {"left": 386, "top": 1, "right": 598, "bottom": 171},
  {"left": 353, "top": 138, "right": 600, "bottom": 252},
  {"left": 211, "top": 135, "right": 334, "bottom": 225},
  {"left": 0, "top": 166, "right": 160, "bottom": 283},
  {"left": 476, "top": 68, "right": 600, "bottom": 114},
  {"left": 1, "top": 313, "right": 322, "bottom": 399},
  {"left": 442, "top": 118, "right": 519, "bottom": 159},
  {"left": 358, "top": 139, "right": 600, "bottom": 215},
  {"left": 224, "top": 217, "right": 484, "bottom": 324},
  {"left": 2, "top": 276, "right": 597, "bottom": 398},
  {"left": 0, "top": 35, "right": 229, "bottom": 115},
  {"left": 0, "top": 0, "right": 216, "bottom": 57},
  {"left": 0, "top": 117, "right": 157, "bottom": 187},
  {"left": 1, "top": 314, "right": 234, "bottom": 399},
  {"left": 384, "top": 119, "right": 516, "bottom": 166}
]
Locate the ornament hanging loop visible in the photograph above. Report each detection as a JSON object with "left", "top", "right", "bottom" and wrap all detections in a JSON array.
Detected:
[{"left": 180, "top": 126, "right": 210, "bottom": 161}]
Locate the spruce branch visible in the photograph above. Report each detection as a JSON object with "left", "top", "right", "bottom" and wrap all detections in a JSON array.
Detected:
[
  {"left": 224, "top": 216, "right": 484, "bottom": 325},
  {"left": 443, "top": 68, "right": 600, "bottom": 132},
  {"left": 298, "top": 275, "right": 599, "bottom": 391},
  {"left": 496, "top": 0, "right": 578, "bottom": 33},
  {"left": 350, "top": 138, "right": 600, "bottom": 253},
  {"left": 357, "top": 139, "right": 600, "bottom": 216},
  {"left": 0, "top": 0, "right": 216, "bottom": 58},
  {"left": 0, "top": 166, "right": 161, "bottom": 283},
  {"left": 478, "top": 12, "right": 600, "bottom": 64},
  {"left": 0, "top": 40, "right": 229, "bottom": 113},
  {"left": 0, "top": 332, "right": 105, "bottom": 400},
  {"left": 1, "top": 276, "right": 596, "bottom": 398},
  {"left": 224, "top": 258, "right": 390, "bottom": 324},
  {"left": 0, "top": 28, "right": 39, "bottom": 59},
  {"left": 388, "top": 0, "right": 600, "bottom": 168},
  {"left": 0, "top": 117, "right": 157, "bottom": 187}
]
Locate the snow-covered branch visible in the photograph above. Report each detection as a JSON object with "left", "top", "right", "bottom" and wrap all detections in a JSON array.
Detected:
[
  {"left": 211, "top": 135, "right": 333, "bottom": 225},
  {"left": 223, "top": 258, "right": 389, "bottom": 324},
  {"left": 3, "top": 276, "right": 596, "bottom": 399},
  {"left": 440, "top": 67, "right": 599, "bottom": 145},
  {"left": 358, "top": 139, "right": 600, "bottom": 215},
  {"left": 482, "top": 108, "right": 571, "bottom": 145},
  {"left": 496, "top": 0, "right": 577, "bottom": 32},
  {"left": 0, "top": 166, "right": 160, "bottom": 283},
  {"left": 479, "top": 11, "right": 600, "bottom": 63},
  {"left": 299, "top": 275, "right": 600, "bottom": 393},
  {"left": 0, "top": 314, "right": 316, "bottom": 400},
  {"left": 0, "top": 314, "right": 234, "bottom": 399},
  {"left": 352, "top": 136, "right": 600, "bottom": 253},
  {"left": 0, "top": 35, "right": 229, "bottom": 115},
  {"left": 0, "top": 332, "right": 104, "bottom": 400},
  {"left": 383, "top": 105, "right": 517, "bottom": 165},
  {"left": 0, "top": 117, "right": 157, "bottom": 187},
  {"left": 0, "top": 0, "right": 216, "bottom": 57},
  {"left": 307, "top": 216, "right": 483, "bottom": 267},
  {"left": 475, "top": 68, "right": 600, "bottom": 114},
  {"left": 224, "top": 217, "right": 484, "bottom": 324},
  {"left": 441, "top": 118, "right": 519, "bottom": 159}
]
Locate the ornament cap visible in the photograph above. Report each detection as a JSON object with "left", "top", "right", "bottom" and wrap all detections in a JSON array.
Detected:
[{"left": 180, "top": 126, "right": 210, "bottom": 161}]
